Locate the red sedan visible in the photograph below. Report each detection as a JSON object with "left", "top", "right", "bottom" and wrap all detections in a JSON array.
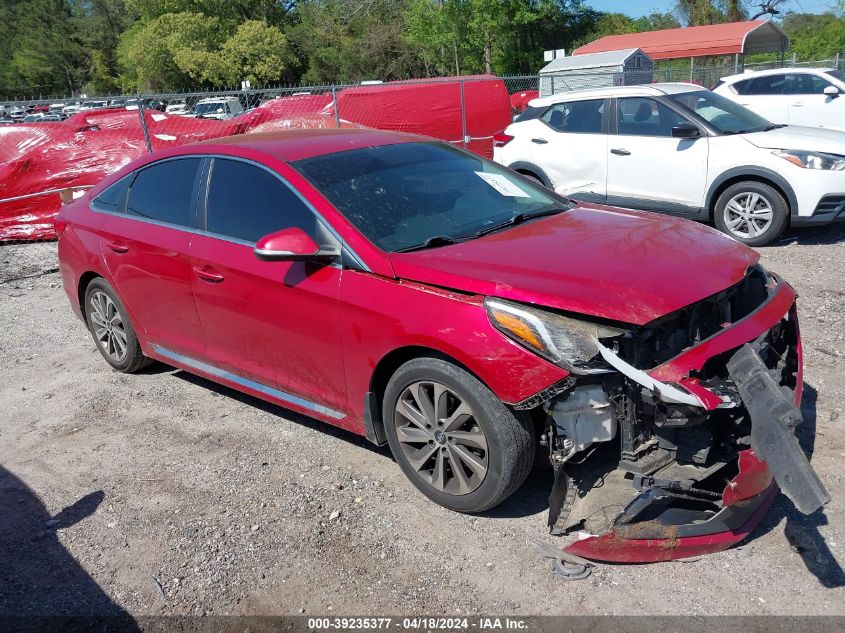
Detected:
[{"left": 56, "top": 129, "right": 827, "bottom": 563}]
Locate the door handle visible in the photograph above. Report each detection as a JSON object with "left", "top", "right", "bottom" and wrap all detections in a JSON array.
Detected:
[
  {"left": 531, "top": 138, "right": 549, "bottom": 144},
  {"left": 611, "top": 148, "right": 631, "bottom": 156},
  {"left": 791, "top": 102, "right": 804, "bottom": 107},
  {"left": 106, "top": 241, "right": 129, "bottom": 253},
  {"left": 192, "top": 266, "right": 225, "bottom": 283}
]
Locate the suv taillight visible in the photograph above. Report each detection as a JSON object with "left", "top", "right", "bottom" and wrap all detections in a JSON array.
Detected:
[{"left": 493, "top": 131, "right": 514, "bottom": 148}]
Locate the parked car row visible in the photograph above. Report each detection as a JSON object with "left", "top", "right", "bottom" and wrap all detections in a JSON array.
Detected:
[{"left": 494, "top": 77, "right": 845, "bottom": 246}]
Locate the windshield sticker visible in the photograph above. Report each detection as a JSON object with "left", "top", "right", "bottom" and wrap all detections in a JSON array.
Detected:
[{"left": 475, "top": 172, "right": 531, "bottom": 198}]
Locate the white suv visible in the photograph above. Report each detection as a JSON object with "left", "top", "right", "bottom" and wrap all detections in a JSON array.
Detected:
[
  {"left": 187, "top": 96, "right": 244, "bottom": 120},
  {"left": 713, "top": 68, "right": 845, "bottom": 132},
  {"left": 494, "top": 83, "right": 845, "bottom": 246}
]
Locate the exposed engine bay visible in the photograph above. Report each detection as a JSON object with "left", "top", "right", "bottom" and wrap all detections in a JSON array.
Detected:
[{"left": 500, "top": 265, "right": 831, "bottom": 562}]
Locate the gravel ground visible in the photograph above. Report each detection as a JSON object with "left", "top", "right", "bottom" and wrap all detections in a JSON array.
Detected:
[{"left": 1, "top": 224, "right": 844, "bottom": 617}]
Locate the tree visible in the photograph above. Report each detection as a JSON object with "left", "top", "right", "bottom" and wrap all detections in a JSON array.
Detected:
[
  {"left": 7, "top": 0, "right": 88, "bottom": 96},
  {"left": 781, "top": 11, "right": 845, "bottom": 60},
  {"left": 207, "top": 21, "right": 292, "bottom": 86},
  {"left": 126, "top": 12, "right": 223, "bottom": 91}
]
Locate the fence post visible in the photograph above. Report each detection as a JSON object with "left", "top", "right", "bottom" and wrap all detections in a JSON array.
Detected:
[
  {"left": 331, "top": 85, "right": 341, "bottom": 128},
  {"left": 459, "top": 79, "right": 468, "bottom": 149},
  {"left": 791, "top": 53, "right": 797, "bottom": 67},
  {"left": 137, "top": 97, "right": 153, "bottom": 153}
]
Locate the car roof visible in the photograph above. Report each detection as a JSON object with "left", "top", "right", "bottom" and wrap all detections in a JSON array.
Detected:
[
  {"left": 719, "top": 67, "right": 836, "bottom": 83},
  {"left": 194, "top": 128, "right": 421, "bottom": 162},
  {"left": 530, "top": 82, "right": 702, "bottom": 105}
]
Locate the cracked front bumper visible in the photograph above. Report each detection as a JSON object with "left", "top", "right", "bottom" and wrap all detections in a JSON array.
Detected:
[{"left": 557, "top": 287, "right": 829, "bottom": 563}]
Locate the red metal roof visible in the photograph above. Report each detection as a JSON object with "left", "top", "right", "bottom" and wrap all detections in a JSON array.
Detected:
[{"left": 573, "top": 20, "right": 789, "bottom": 60}]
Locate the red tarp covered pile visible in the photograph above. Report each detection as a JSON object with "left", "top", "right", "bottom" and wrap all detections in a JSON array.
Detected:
[{"left": 0, "top": 76, "right": 512, "bottom": 241}]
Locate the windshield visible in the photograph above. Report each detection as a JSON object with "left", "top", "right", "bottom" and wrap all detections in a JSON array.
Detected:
[
  {"left": 293, "top": 142, "right": 569, "bottom": 253},
  {"left": 826, "top": 70, "right": 845, "bottom": 84},
  {"left": 193, "top": 102, "right": 227, "bottom": 114},
  {"left": 667, "top": 90, "right": 773, "bottom": 134}
]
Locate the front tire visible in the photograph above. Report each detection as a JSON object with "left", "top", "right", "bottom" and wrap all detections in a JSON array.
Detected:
[
  {"left": 382, "top": 357, "right": 534, "bottom": 513},
  {"left": 84, "top": 278, "right": 151, "bottom": 373},
  {"left": 714, "top": 181, "right": 788, "bottom": 247}
]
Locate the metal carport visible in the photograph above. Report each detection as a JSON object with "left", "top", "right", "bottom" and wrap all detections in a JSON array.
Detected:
[{"left": 572, "top": 20, "right": 789, "bottom": 62}]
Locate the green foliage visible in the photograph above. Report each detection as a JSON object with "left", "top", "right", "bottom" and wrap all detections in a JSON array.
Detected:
[
  {"left": 781, "top": 12, "right": 845, "bottom": 61},
  {"left": 208, "top": 21, "right": 293, "bottom": 86},
  {"left": 126, "top": 12, "right": 223, "bottom": 90},
  {"left": 5, "top": 0, "right": 88, "bottom": 96}
]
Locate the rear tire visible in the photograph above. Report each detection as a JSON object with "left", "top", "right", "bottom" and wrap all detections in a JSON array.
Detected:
[
  {"left": 714, "top": 181, "right": 788, "bottom": 247},
  {"left": 84, "top": 278, "right": 152, "bottom": 373},
  {"left": 383, "top": 357, "right": 534, "bottom": 513}
]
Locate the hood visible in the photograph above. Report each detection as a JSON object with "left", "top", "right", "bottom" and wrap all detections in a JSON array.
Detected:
[
  {"left": 389, "top": 205, "right": 759, "bottom": 325},
  {"left": 742, "top": 125, "right": 845, "bottom": 153}
]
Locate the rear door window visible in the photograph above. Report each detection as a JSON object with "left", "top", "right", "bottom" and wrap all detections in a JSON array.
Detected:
[
  {"left": 127, "top": 158, "right": 201, "bottom": 227},
  {"left": 736, "top": 74, "right": 788, "bottom": 95},
  {"left": 204, "top": 158, "right": 316, "bottom": 243},
  {"left": 540, "top": 99, "right": 604, "bottom": 133}
]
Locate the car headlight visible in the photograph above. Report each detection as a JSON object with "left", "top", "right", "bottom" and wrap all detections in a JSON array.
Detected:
[
  {"left": 484, "top": 298, "right": 627, "bottom": 374},
  {"left": 774, "top": 150, "right": 845, "bottom": 171}
]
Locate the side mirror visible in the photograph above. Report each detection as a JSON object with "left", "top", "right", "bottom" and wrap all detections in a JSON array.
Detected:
[
  {"left": 254, "top": 227, "right": 338, "bottom": 262},
  {"left": 671, "top": 123, "right": 700, "bottom": 138},
  {"left": 824, "top": 85, "right": 839, "bottom": 97}
]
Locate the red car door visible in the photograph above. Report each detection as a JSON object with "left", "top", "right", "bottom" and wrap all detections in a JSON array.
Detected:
[
  {"left": 100, "top": 157, "right": 206, "bottom": 360},
  {"left": 188, "top": 157, "right": 347, "bottom": 417}
]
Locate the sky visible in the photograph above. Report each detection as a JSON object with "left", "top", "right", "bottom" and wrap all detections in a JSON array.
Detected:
[{"left": 584, "top": 0, "right": 832, "bottom": 18}]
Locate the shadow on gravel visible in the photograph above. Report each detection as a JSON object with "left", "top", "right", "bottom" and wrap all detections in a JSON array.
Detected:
[
  {"left": 173, "top": 370, "right": 391, "bottom": 457},
  {"left": 174, "top": 368, "right": 552, "bottom": 517},
  {"left": 771, "top": 222, "right": 845, "bottom": 247},
  {"left": 745, "top": 383, "right": 845, "bottom": 588},
  {"left": 0, "top": 466, "right": 138, "bottom": 628}
]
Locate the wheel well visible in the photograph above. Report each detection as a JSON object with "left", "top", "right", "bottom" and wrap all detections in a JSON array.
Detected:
[
  {"left": 515, "top": 168, "right": 542, "bottom": 181},
  {"left": 367, "top": 346, "right": 482, "bottom": 442},
  {"left": 708, "top": 176, "right": 791, "bottom": 222},
  {"left": 77, "top": 272, "right": 102, "bottom": 323}
]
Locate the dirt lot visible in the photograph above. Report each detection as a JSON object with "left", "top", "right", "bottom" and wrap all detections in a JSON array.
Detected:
[{"left": 1, "top": 224, "right": 844, "bottom": 618}]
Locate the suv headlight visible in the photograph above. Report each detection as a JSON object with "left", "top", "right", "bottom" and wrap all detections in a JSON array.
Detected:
[
  {"left": 485, "top": 298, "right": 627, "bottom": 374},
  {"left": 774, "top": 150, "right": 845, "bottom": 171}
]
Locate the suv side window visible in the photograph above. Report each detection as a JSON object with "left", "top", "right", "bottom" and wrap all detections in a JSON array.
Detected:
[
  {"left": 736, "top": 74, "right": 788, "bottom": 95},
  {"left": 540, "top": 99, "right": 604, "bottom": 133},
  {"left": 91, "top": 174, "right": 133, "bottom": 213},
  {"left": 617, "top": 97, "right": 686, "bottom": 137},
  {"left": 205, "top": 158, "right": 316, "bottom": 243},
  {"left": 788, "top": 73, "right": 835, "bottom": 94},
  {"left": 127, "top": 158, "right": 201, "bottom": 227}
]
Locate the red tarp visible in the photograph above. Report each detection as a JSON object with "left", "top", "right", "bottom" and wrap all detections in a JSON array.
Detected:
[{"left": 0, "top": 76, "right": 512, "bottom": 241}]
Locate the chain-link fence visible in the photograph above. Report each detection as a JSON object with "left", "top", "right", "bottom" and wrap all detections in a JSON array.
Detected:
[{"left": 2, "top": 52, "right": 843, "bottom": 248}]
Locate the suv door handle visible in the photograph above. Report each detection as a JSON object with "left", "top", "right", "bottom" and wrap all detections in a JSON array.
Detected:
[
  {"left": 611, "top": 148, "right": 631, "bottom": 156},
  {"left": 531, "top": 138, "right": 548, "bottom": 144},
  {"left": 106, "top": 241, "right": 129, "bottom": 253},
  {"left": 193, "top": 265, "right": 224, "bottom": 283},
  {"left": 791, "top": 102, "right": 804, "bottom": 107}
]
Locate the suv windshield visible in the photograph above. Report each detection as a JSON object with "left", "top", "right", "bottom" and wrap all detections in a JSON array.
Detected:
[
  {"left": 194, "top": 102, "right": 228, "bottom": 115},
  {"left": 293, "top": 142, "right": 570, "bottom": 253},
  {"left": 826, "top": 70, "right": 845, "bottom": 84},
  {"left": 667, "top": 90, "right": 773, "bottom": 134}
]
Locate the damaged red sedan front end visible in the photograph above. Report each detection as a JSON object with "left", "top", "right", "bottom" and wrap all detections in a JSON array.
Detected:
[
  {"left": 548, "top": 277, "right": 829, "bottom": 563},
  {"left": 391, "top": 200, "right": 829, "bottom": 563}
]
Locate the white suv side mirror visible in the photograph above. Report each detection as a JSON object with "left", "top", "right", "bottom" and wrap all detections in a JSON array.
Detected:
[{"left": 823, "top": 85, "right": 839, "bottom": 97}]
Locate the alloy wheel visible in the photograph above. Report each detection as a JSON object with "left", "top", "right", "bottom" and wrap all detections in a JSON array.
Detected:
[
  {"left": 724, "top": 192, "right": 774, "bottom": 240},
  {"left": 393, "top": 381, "right": 488, "bottom": 495},
  {"left": 89, "top": 290, "right": 128, "bottom": 362}
]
